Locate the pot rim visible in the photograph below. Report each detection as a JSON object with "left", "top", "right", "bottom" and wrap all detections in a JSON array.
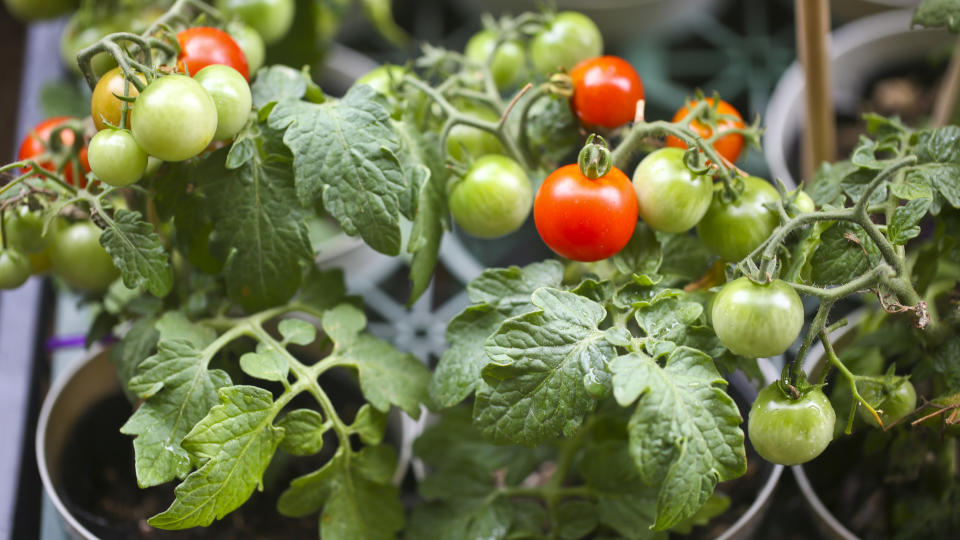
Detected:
[{"left": 791, "top": 308, "right": 871, "bottom": 540}]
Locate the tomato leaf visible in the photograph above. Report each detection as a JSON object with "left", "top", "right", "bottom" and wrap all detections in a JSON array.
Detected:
[
  {"left": 613, "top": 222, "right": 662, "bottom": 277},
  {"left": 324, "top": 304, "right": 429, "bottom": 418},
  {"left": 889, "top": 198, "right": 932, "bottom": 245},
  {"left": 610, "top": 347, "right": 745, "bottom": 530},
  {"left": 907, "top": 163, "right": 960, "bottom": 208},
  {"left": 99, "top": 208, "right": 173, "bottom": 298},
  {"left": 277, "top": 409, "right": 326, "bottom": 456},
  {"left": 351, "top": 404, "right": 388, "bottom": 445},
  {"left": 250, "top": 65, "right": 308, "bottom": 110},
  {"left": 916, "top": 125, "right": 960, "bottom": 163},
  {"left": 580, "top": 441, "right": 661, "bottom": 540},
  {"left": 429, "top": 261, "right": 563, "bottom": 409},
  {"left": 809, "top": 160, "right": 857, "bottom": 206},
  {"left": 120, "top": 337, "right": 231, "bottom": 487},
  {"left": 148, "top": 385, "right": 284, "bottom": 529},
  {"left": 809, "top": 221, "right": 882, "bottom": 286},
  {"left": 268, "top": 85, "right": 410, "bottom": 255},
  {"left": 475, "top": 288, "right": 614, "bottom": 445},
  {"left": 633, "top": 291, "right": 704, "bottom": 347},
  {"left": 277, "top": 447, "right": 404, "bottom": 540}
]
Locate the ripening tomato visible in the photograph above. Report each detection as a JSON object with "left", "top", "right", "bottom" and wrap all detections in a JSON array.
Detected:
[
  {"left": 749, "top": 383, "right": 836, "bottom": 466},
  {"left": 18, "top": 117, "right": 90, "bottom": 188},
  {"left": 569, "top": 56, "right": 644, "bottom": 129},
  {"left": 665, "top": 98, "right": 745, "bottom": 164},
  {"left": 177, "top": 27, "right": 250, "bottom": 81}
]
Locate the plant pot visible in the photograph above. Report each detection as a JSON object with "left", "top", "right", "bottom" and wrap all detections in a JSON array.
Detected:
[
  {"left": 36, "top": 350, "right": 416, "bottom": 539},
  {"left": 763, "top": 9, "right": 952, "bottom": 188}
]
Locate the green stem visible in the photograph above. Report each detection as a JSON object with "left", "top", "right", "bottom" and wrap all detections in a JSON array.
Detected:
[{"left": 820, "top": 330, "right": 882, "bottom": 431}]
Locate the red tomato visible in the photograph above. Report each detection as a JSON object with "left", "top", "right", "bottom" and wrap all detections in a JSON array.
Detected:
[
  {"left": 665, "top": 98, "right": 745, "bottom": 164},
  {"left": 177, "top": 27, "right": 250, "bottom": 81},
  {"left": 569, "top": 56, "right": 644, "bottom": 129},
  {"left": 17, "top": 116, "right": 90, "bottom": 188},
  {"left": 534, "top": 163, "right": 638, "bottom": 262}
]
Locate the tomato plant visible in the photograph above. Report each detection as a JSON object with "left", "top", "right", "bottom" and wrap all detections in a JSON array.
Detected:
[
  {"left": 529, "top": 11, "right": 603, "bottom": 75},
  {"left": 177, "top": 27, "right": 250, "bottom": 81},
  {"left": 0, "top": 248, "right": 31, "bottom": 289},
  {"left": 446, "top": 105, "right": 505, "bottom": 163},
  {"left": 665, "top": 98, "right": 745, "bottom": 164},
  {"left": 88, "top": 129, "right": 148, "bottom": 186},
  {"left": 696, "top": 176, "right": 779, "bottom": 262},
  {"left": 49, "top": 221, "right": 119, "bottom": 293},
  {"left": 749, "top": 383, "right": 836, "bottom": 466},
  {"left": 569, "top": 56, "right": 644, "bottom": 129},
  {"left": 711, "top": 277, "right": 803, "bottom": 358},
  {"left": 857, "top": 378, "right": 917, "bottom": 428},
  {"left": 449, "top": 155, "right": 532, "bottom": 238},
  {"left": 18, "top": 116, "right": 90, "bottom": 188},
  {"left": 534, "top": 137, "right": 638, "bottom": 262},
  {"left": 2, "top": 206, "right": 47, "bottom": 253},
  {"left": 130, "top": 74, "right": 218, "bottom": 162},
  {"left": 193, "top": 64, "right": 253, "bottom": 140},
  {"left": 632, "top": 147, "right": 712, "bottom": 233},
  {"left": 215, "top": 0, "right": 295, "bottom": 45},
  {"left": 91, "top": 67, "right": 145, "bottom": 131},
  {"left": 465, "top": 29, "right": 527, "bottom": 90}
]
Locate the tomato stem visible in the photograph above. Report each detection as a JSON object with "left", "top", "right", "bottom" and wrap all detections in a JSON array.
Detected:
[{"left": 577, "top": 134, "right": 612, "bottom": 179}]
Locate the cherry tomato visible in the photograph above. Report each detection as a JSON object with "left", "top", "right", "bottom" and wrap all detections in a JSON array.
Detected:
[
  {"left": 632, "top": 147, "right": 712, "bottom": 233},
  {"left": 534, "top": 163, "right": 638, "bottom": 262},
  {"left": 711, "top": 277, "right": 803, "bottom": 358},
  {"left": 130, "top": 75, "right": 218, "bottom": 162},
  {"left": 17, "top": 117, "right": 90, "bottom": 188},
  {"left": 465, "top": 29, "right": 527, "bottom": 90},
  {"left": 857, "top": 378, "right": 917, "bottom": 428},
  {"left": 88, "top": 129, "right": 148, "bottom": 187},
  {"left": 91, "top": 67, "right": 146, "bottom": 131},
  {"left": 790, "top": 189, "right": 816, "bottom": 216},
  {"left": 216, "top": 0, "right": 295, "bottom": 45},
  {"left": 0, "top": 248, "right": 31, "bottom": 289},
  {"left": 749, "top": 383, "right": 836, "bottom": 465},
  {"left": 50, "top": 221, "right": 119, "bottom": 293},
  {"left": 696, "top": 176, "right": 780, "bottom": 262},
  {"left": 529, "top": 11, "right": 603, "bottom": 75},
  {"left": 59, "top": 13, "right": 121, "bottom": 76},
  {"left": 177, "top": 27, "right": 250, "bottom": 81},
  {"left": 3, "top": 206, "right": 46, "bottom": 253},
  {"left": 569, "top": 56, "right": 644, "bottom": 129},
  {"left": 446, "top": 105, "right": 505, "bottom": 163},
  {"left": 193, "top": 64, "right": 252, "bottom": 140},
  {"left": 226, "top": 21, "right": 265, "bottom": 75},
  {"left": 665, "top": 98, "right": 745, "bottom": 164},
  {"left": 449, "top": 155, "right": 532, "bottom": 238}
]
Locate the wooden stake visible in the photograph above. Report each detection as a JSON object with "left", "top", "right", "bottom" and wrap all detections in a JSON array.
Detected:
[
  {"left": 932, "top": 35, "right": 960, "bottom": 127},
  {"left": 795, "top": 0, "right": 836, "bottom": 184}
]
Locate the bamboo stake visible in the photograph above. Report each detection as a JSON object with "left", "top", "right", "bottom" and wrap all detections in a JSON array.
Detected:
[
  {"left": 932, "top": 35, "right": 960, "bottom": 127},
  {"left": 795, "top": 0, "right": 836, "bottom": 184}
]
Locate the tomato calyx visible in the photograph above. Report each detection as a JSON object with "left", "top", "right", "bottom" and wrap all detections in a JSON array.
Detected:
[{"left": 577, "top": 134, "right": 612, "bottom": 179}]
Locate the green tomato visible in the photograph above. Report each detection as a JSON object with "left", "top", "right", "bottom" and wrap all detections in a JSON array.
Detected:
[
  {"left": 193, "top": 64, "right": 253, "bottom": 140},
  {"left": 711, "top": 277, "right": 803, "bottom": 358},
  {"left": 632, "top": 147, "right": 712, "bottom": 233},
  {"left": 749, "top": 383, "right": 836, "bottom": 466},
  {"left": 3, "top": 205, "right": 47, "bottom": 253},
  {"left": 697, "top": 176, "right": 780, "bottom": 262},
  {"left": 50, "top": 221, "right": 119, "bottom": 293},
  {"left": 529, "top": 11, "right": 603, "bottom": 76},
  {"left": 449, "top": 155, "right": 532, "bottom": 238},
  {"left": 4, "top": 0, "right": 74, "bottom": 22},
  {"left": 447, "top": 105, "right": 505, "bottom": 163},
  {"left": 857, "top": 378, "right": 917, "bottom": 428},
  {"left": 356, "top": 64, "right": 407, "bottom": 98},
  {"left": 0, "top": 248, "right": 32, "bottom": 289},
  {"left": 131, "top": 74, "right": 218, "bottom": 162},
  {"left": 216, "top": 0, "right": 295, "bottom": 45},
  {"left": 60, "top": 13, "right": 122, "bottom": 76},
  {"left": 465, "top": 29, "right": 527, "bottom": 90},
  {"left": 790, "top": 189, "right": 816, "bottom": 216},
  {"left": 226, "top": 21, "right": 266, "bottom": 75},
  {"left": 88, "top": 129, "right": 148, "bottom": 187}
]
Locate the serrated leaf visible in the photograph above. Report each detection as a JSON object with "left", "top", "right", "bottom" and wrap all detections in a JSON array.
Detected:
[
  {"left": 907, "top": 163, "right": 960, "bottom": 208},
  {"left": 278, "top": 318, "right": 317, "bottom": 345},
  {"left": 239, "top": 349, "right": 289, "bottom": 382},
  {"left": 657, "top": 233, "right": 713, "bottom": 282},
  {"left": 475, "top": 288, "right": 614, "bottom": 445},
  {"left": 613, "top": 222, "right": 662, "bottom": 276},
  {"left": 251, "top": 65, "right": 308, "bottom": 110},
  {"left": 840, "top": 168, "right": 887, "bottom": 207},
  {"left": 430, "top": 261, "right": 564, "bottom": 409},
  {"left": 891, "top": 172, "right": 934, "bottom": 200},
  {"left": 610, "top": 348, "right": 745, "bottom": 530},
  {"left": 196, "top": 143, "right": 312, "bottom": 312},
  {"left": 268, "top": 85, "right": 408, "bottom": 255},
  {"left": 340, "top": 334, "right": 429, "bottom": 418},
  {"left": 99, "top": 209, "right": 172, "bottom": 297},
  {"left": 634, "top": 293, "right": 704, "bottom": 345},
  {"left": 889, "top": 198, "right": 932, "bottom": 245},
  {"left": 351, "top": 404, "right": 388, "bottom": 445},
  {"left": 148, "top": 385, "right": 284, "bottom": 529},
  {"left": 278, "top": 409, "right": 326, "bottom": 455},
  {"left": 809, "top": 221, "right": 882, "bottom": 285},
  {"left": 916, "top": 125, "right": 960, "bottom": 163},
  {"left": 809, "top": 160, "right": 857, "bottom": 206},
  {"left": 322, "top": 303, "right": 367, "bottom": 347},
  {"left": 111, "top": 316, "right": 159, "bottom": 402},
  {"left": 121, "top": 339, "right": 231, "bottom": 487},
  {"left": 155, "top": 311, "right": 217, "bottom": 348}
]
